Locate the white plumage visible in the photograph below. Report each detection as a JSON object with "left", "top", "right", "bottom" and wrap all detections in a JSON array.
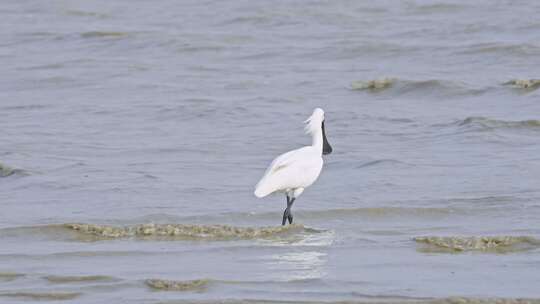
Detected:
[{"left": 254, "top": 108, "right": 332, "bottom": 225}]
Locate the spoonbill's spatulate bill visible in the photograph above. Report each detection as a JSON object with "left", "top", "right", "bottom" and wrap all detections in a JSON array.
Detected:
[{"left": 254, "top": 108, "right": 333, "bottom": 225}]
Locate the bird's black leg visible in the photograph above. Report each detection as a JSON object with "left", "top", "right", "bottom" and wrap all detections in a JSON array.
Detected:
[
  {"left": 282, "top": 195, "right": 290, "bottom": 226},
  {"left": 287, "top": 198, "right": 295, "bottom": 224},
  {"left": 282, "top": 195, "right": 295, "bottom": 226}
]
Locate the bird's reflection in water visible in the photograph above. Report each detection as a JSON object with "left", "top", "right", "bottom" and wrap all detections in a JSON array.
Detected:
[{"left": 267, "top": 251, "right": 327, "bottom": 281}]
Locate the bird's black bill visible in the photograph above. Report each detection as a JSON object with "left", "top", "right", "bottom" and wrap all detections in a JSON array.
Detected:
[{"left": 322, "top": 121, "right": 333, "bottom": 155}]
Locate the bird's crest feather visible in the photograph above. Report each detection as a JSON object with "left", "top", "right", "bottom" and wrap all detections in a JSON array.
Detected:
[{"left": 304, "top": 108, "right": 324, "bottom": 134}]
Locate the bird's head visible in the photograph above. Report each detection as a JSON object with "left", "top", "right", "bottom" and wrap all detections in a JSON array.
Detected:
[{"left": 305, "top": 108, "right": 333, "bottom": 155}]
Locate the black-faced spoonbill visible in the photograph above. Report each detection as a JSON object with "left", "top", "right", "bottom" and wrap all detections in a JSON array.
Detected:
[{"left": 254, "top": 108, "right": 333, "bottom": 225}]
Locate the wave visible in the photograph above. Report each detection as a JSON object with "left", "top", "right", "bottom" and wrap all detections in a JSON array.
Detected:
[
  {"left": 0, "top": 292, "right": 81, "bottom": 301},
  {"left": 161, "top": 298, "right": 540, "bottom": 304},
  {"left": 458, "top": 42, "right": 540, "bottom": 57},
  {"left": 431, "top": 298, "right": 540, "bottom": 304},
  {"left": 356, "top": 159, "right": 411, "bottom": 169},
  {"left": 350, "top": 78, "right": 487, "bottom": 97},
  {"left": 0, "top": 272, "right": 24, "bottom": 282},
  {"left": 350, "top": 78, "right": 395, "bottom": 90},
  {"left": 504, "top": 79, "right": 540, "bottom": 90},
  {"left": 80, "top": 31, "right": 129, "bottom": 39},
  {"left": 218, "top": 16, "right": 272, "bottom": 26},
  {"left": 82, "top": 207, "right": 464, "bottom": 227},
  {"left": 1, "top": 104, "right": 48, "bottom": 110},
  {"left": 414, "top": 236, "right": 540, "bottom": 253},
  {"left": 294, "top": 207, "right": 465, "bottom": 221},
  {"left": 134, "top": 207, "right": 464, "bottom": 225},
  {"left": 0, "top": 162, "right": 25, "bottom": 177},
  {"left": 145, "top": 278, "right": 209, "bottom": 291},
  {"left": 44, "top": 275, "right": 118, "bottom": 284},
  {"left": 456, "top": 117, "right": 540, "bottom": 131},
  {"left": 63, "top": 223, "right": 315, "bottom": 240},
  {"left": 408, "top": 3, "right": 467, "bottom": 14},
  {"left": 65, "top": 10, "right": 109, "bottom": 19},
  {"left": 0, "top": 162, "right": 15, "bottom": 177}
]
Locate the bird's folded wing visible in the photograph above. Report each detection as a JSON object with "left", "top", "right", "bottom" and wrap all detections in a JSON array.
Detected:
[
  {"left": 256, "top": 149, "right": 301, "bottom": 187},
  {"left": 264, "top": 149, "right": 301, "bottom": 175},
  {"left": 254, "top": 147, "right": 307, "bottom": 197}
]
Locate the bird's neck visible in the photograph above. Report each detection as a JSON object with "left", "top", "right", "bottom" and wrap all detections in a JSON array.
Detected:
[{"left": 311, "top": 129, "right": 323, "bottom": 155}]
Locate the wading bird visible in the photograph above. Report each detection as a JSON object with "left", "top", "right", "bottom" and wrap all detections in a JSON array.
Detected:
[{"left": 254, "top": 108, "right": 333, "bottom": 225}]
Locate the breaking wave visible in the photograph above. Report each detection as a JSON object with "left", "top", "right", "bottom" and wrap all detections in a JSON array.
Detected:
[
  {"left": 350, "top": 78, "right": 487, "bottom": 97},
  {"left": 414, "top": 236, "right": 540, "bottom": 253},
  {"left": 0, "top": 292, "right": 81, "bottom": 301},
  {"left": 0, "top": 272, "right": 25, "bottom": 282},
  {"left": 350, "top": 78, "right": 395, "bottom": 90},
  {"left": 0, "top": 162, "right": 24, "bottom": 177},
  {"left": 43, "top": 275, "right": 117, "bottom": 283},
  {"left": 145, "top": 278, "right": 210, "bottom": 291},
  {"left": 63, "top": 223, "right": 314, "bottom": 240},
  {"left": 456, "top": 117, "right": 540, "bottom": 131},
  {"left": 504, "top": 79, "right": 540, "bottom": 90}
]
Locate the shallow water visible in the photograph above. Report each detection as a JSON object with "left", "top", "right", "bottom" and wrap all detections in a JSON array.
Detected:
[{"left": 1, "top": 0, "right": 540, "bottom": 303}]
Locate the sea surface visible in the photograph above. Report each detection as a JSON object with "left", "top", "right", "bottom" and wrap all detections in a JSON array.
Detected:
[{"left": 1, "top": 0, "right": 540, "bottom": 303}]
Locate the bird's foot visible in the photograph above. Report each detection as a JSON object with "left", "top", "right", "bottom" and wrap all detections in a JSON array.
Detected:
[{"left": 282, "top": 208, "right": 291, "bottom": 226}]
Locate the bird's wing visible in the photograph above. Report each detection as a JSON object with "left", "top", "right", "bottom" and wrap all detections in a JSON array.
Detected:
[
  {"left": 254, "top": 147, "right": 307, "bottom": 197},
  {"left": 263, "top": 148, "right": 303, "bottom": 176}
]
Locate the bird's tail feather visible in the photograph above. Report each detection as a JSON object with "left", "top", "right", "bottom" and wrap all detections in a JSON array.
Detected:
[{"left": 254, "top": 177, "right": 274, "bottom": 198}]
